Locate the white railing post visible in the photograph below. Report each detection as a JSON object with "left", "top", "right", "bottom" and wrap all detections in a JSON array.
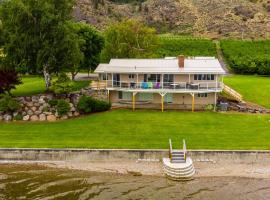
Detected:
[
  {"left": 183, "top": 139, "right": 187, "bottom": 161},
  {"left": 169, "top": 139, "right": 173, "bottom": 160}
]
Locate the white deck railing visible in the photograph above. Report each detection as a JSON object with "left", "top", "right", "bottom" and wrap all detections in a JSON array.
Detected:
[{"left": 103, "top": 80, "right": 222, "bottom": 91}]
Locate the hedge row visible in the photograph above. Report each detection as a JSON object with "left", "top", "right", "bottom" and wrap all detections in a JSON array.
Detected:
[
  {"left": 220, "top": 40, "right": 270, "bottom": 75},
  {"left": 155, "top": 37, "right": 217, "bottom": 57}
]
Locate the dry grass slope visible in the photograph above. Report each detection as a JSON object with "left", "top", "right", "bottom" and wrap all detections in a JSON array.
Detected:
[{"left": 74, "top": 0, "right": 270, "bottom": 39}]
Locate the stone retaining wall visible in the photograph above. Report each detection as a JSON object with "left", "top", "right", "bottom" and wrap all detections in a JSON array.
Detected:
[
  {"left": 0, "top": 148, "right": 270, "bottom": 164},
  {"left": 0, "top": 88, "right": 108, "bottom": 122}
]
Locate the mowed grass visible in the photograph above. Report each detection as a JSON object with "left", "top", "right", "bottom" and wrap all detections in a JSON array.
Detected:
[
  {"left": 0, "top": 109, "right": 270, "bottom": 149},
  {"left": 11, "top": 76, "right": 90, "bottom": 96},
  {"left": 224, "top": 75, "right": 270, "bottom": 108}
]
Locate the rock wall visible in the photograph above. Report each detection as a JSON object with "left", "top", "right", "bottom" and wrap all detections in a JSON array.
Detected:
[{"left": 0, "top": 88, "right": 108, "bottom": 122}]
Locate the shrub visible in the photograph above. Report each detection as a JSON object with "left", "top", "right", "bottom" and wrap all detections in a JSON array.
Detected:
[
  {"left": 77, "top": 95, "right": 93, "bottom": 113},
  {"left": 56, "top": 99, "right": 70, "bottom": 116},
  {"left": 0, "top": 94, "right": 21, "bottom": 112},
  {"left": 220, "top": 40, "right": 270, "bottom": 75},
  {"left": 205, "top": 104, "right": 214, "bottom": 111},
  {"left": 50, "top": 73, "right": 74, "bottom": 94},
  {"left": 92, "top": 99, "right": 111, "bottom": 112},
  {"left": 155, "top": 37, "right": 216, "bottom": 58},
  {"left": 0, "top": 69, "right": 22, "bottom": 94},
  {"left": 13, "top": 114, "right": 23, "bottom": 121},
  {"left": 77, "top": 95, "right": 111, "bottom": 113},
  {"left": 48, "top": 99, "right": 58, "bottom": 107}
]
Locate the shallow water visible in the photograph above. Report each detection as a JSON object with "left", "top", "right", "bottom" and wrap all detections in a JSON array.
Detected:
[{"left": 0, "top": 164, "right": 270, "bottom": 200}]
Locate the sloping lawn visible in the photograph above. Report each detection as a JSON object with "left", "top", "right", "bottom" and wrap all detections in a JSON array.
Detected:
[
  {"left": 224, "top": 75, "right": 270, "bottom": 109},
  {"left": 0, "top": 110, "right": 270, "bottom": 149},
  {"left": 11, "top": 76, "right": 90, "bottom": 96}
]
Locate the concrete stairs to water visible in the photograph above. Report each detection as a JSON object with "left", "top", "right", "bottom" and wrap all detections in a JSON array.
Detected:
[
  {"left": 163, "top": 139, "right": 195, "bottom": 180},
  {"left": 171, "top": 150, "right": 185, "bottom": 163}
]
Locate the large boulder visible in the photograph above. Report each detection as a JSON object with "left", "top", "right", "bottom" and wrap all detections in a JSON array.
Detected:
[
  {"left": 74, "top": 112, "right": 80, "bottom": 117},
  {"left": 27, "top": 110, "right": 33, "bottom": 115},
  {"left": 32, "top": 96, "right": 39, "bottom": 102},
  {"left": 30, "top": 115, "right": 39, "bottom": 121},
  {"left": 23, "top": 115, "right": 30, "bottom": 121},
  {"left": 38, "top": 98, "right": 45, "bottom": 104},
  {"left": 3, "top": 114, "right": 12, "bottom": 121},
  {"left": 60, "top": 115, "right": 68, "bottom": 120},
  {"left": 47, "top": 115, "right": 57, "bottom": 122},
  {"left": 39, "top": 114, "right": 46, "bottom": 121},
  {"left": 34, "top": 110, "right": 42, "bottom": 115},
  {"left": 26, "top": 102, "right": 34, "bottom": 107}
]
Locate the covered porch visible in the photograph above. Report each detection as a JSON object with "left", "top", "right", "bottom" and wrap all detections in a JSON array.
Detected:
[{"left": 107, "top": 90, "right": 218, "bottom": 112}]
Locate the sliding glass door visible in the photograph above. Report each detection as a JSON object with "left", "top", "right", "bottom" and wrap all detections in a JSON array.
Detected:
[{"left": 163, "top": 74, "right": 174, "bottom": 88}]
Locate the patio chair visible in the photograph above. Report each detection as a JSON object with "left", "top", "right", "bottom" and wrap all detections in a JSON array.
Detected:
[
  {"left": 142, "top": 82, "right": 148, "bottom": 89},
  {"left": 148, "top": 82, "right": 153, "bottom": 89},
  {"left": 154, "top": 82, "right": 160, "bottom": 89}
]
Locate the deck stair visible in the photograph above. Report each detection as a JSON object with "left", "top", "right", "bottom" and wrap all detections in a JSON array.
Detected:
[
  {"left": 163, "top": 139, "right": 195, "bottom": 180},
  {"left": 90, "top": 81, "right": 106, "bottom": 90},
  {"left": 222, "top": 83, "right": 244, "bottom": 103}
]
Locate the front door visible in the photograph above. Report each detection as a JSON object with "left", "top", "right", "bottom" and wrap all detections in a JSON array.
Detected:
[{"left": 113, "top": 74, "right": 120, "bottom": 87}]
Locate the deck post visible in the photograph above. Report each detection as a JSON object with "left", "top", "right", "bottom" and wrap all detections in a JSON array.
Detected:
[
  {"left": 161, "top": 95, "right": 164, "bottom": 112},
  {"left": 214, "top": 92, "right": 217, "bottom": 111},
  {"left": 107, "top": 90, "right": 110, "bottom": 102},
  {"left": 216, "top": 74, "right": 218, "bottom": 89},
  {"left": 111, "top": 73, "right": 113, "bottom": 87},
  {"left": 161, "top": 74, "right": 164, "bottom": 89},
  {"left": 136, "top": 74, "right": 139, "bottom": 88},
  {"left": 132, "top": 92, "right": 137, "bottom": 111},
  {"left": 191, "top": 93, "right": 195, "bottom": 112},
  {"left": 159, "top": 92, "right": 166, "bottom": 112},
  {"left": 105, "top": 73, "right": 108, "bottom": 88}
]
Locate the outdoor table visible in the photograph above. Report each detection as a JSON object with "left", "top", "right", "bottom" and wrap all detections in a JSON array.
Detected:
[
  {"left": 170, "top": 83, "right": 180, "bottom": 89},
  {"left": 190, "top": 83, "right": 200, "bottom": 89}
]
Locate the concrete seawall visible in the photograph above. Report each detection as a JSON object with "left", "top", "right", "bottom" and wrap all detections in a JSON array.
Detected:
[{"left": 0, "top": 148, "right": 270, "bottom": 164}]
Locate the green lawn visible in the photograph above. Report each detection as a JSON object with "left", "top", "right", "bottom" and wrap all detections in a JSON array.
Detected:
[
  {"left": 0, "top": 110, "right": 270, "bottom": 149},
  {"left": 11, "top": 76, "right": 90, "bottom": 96},
  {"left": 224, "top": 75, "right": 270, "bottom": 108}
]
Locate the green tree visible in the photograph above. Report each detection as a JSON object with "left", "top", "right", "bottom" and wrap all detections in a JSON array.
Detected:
[
  {"left": 101, "top": 19, "right": 158, "bottom": 62},
  {"left": 0, "top": 0, "right": 81, "bottom": 89},
  {"left": 69, "top": 22, "right": 104, "bottom": 80}
]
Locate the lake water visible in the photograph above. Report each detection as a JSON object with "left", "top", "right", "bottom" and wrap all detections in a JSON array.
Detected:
[{"left": 0, "top": 164, "right": 270, "bottom": 200}]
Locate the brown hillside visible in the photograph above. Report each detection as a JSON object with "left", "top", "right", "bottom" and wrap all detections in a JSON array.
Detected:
[{"left": 74, "top": 0, "right": 270, "bottom": 39}]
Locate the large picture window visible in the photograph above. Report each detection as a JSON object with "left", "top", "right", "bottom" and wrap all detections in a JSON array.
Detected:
[
  {"left": 143, "top": 74, "right": 161, "bottom": 82},
  {"left": 194, "top": 74, "right": 214, "bottom": 81}
]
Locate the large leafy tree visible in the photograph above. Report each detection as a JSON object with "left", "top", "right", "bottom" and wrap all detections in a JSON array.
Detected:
[
  {"left": 0, "top": 0, "right": 82, "bottom": 89},
  {"left": 68, "top": 22, "right": 104, "bottom": 80},
  {"left": 101, "top": 19, "right": 158, "bottom": 62}
]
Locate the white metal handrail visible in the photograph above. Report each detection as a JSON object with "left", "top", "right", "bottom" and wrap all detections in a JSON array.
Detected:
[
  {"left": 105, "top": 80, "right": 223, "bottom": 91},
  {"left": 169, "top": 139, "right": 173, "bottom": 160},
  {"left": 183, "top": 139, "right": 187, "bottom": 161}
]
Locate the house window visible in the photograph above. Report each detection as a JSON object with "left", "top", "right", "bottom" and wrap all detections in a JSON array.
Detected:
[
  {"left": 164, "top": 94, "right": 173, "bottom": 103},
  {"left": 197, "top": 93, "right": 208, "bottom": 98},
  {"left": 128, "top": 74, "right": 135, "bottom": 79},
  {"left": 118, "top": 91, "right": 132, "bottom": 100},
  {"left": 118, "top": 91, "right": 122, "bottom": 99},
  {"left": 194, "top": 74, "right": 215, "bottom": 81},
  {"left": 143, "top": 74, "right": 161, "bottom": 82},
  {"left": 101, "top": 74, "right": 108, "bottom": 80},
  {"left": 138, "top": 93, "right": 153, "bottom": 101}
]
